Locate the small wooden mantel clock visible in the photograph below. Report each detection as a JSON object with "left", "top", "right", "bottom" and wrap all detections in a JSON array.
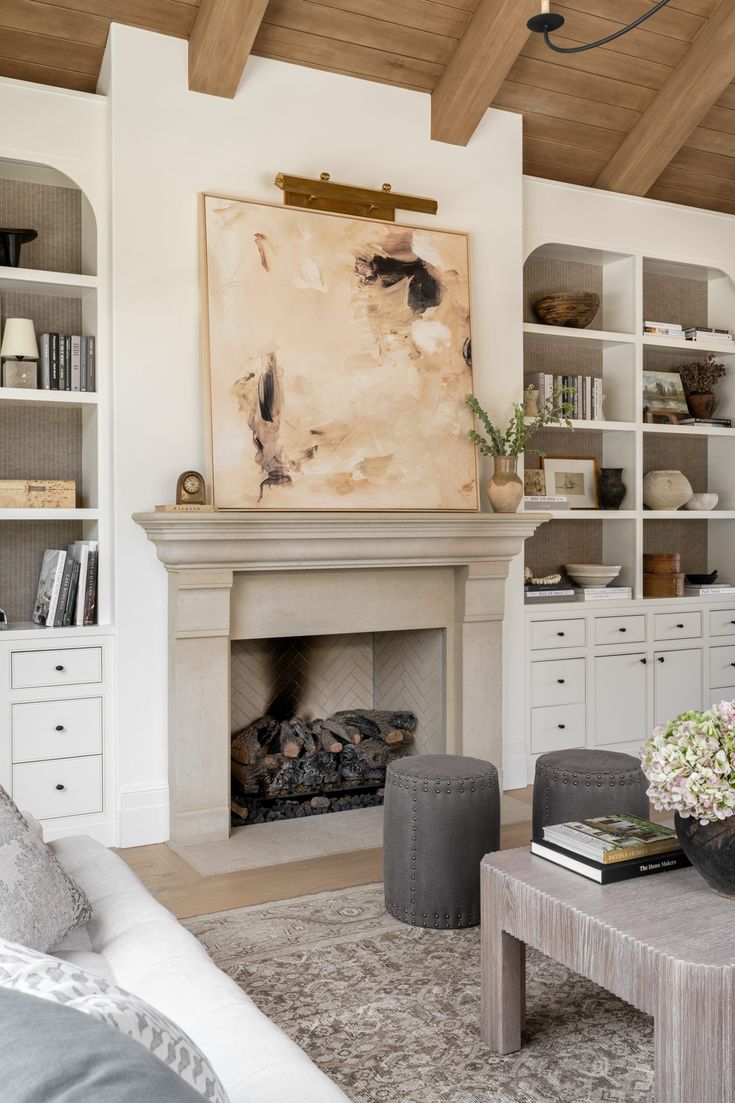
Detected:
[{"left": 176, "top": 470, "right": 207, "bottom": 505}]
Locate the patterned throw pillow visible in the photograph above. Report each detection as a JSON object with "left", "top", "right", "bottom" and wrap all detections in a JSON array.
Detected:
[
  {"left": 0, "top": 785, "right": 92, "bottom": 952},
  {"left": 0, "top": 939, "right": 229, "bottom": 1103}
]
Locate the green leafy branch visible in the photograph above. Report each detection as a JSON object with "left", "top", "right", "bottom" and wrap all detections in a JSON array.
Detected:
[{"left": 465, "top": 384, "right": 574, "bottom": 458}]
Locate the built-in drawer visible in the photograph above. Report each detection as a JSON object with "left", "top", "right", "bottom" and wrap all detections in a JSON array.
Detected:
[
  {"left": 595, "top": 615, "right": 646, "bottom": 646},
  {"left": 710, "top": 609, "right": 735, "bottom": 638},
  {"left": 530, "top": 658, "right": 586, "bottom": 708},
  {"left": 710, "top": 646, "right": 735, "bottom": 690},
  {"left": 12, "top": 755, "right": 102, "bottom": 820},
  {"left": 530, "top": 619, "right": 586, "bottom": 651},
  {"left": 654, "top": 612, "right": 702, "bottom": 642},
  {"left": 12, "top": 697, "right": 102, "bottom": 764},
  {"left": 11, "top": 647, "right": 102, "bottom": 690},
  {"left": 531, "top": 703, "right": 586, "bottom": 755}
]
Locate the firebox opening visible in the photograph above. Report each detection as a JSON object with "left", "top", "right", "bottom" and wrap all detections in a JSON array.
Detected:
[{"left": 230, "top": 629, "right": 444, "bottom": 827}]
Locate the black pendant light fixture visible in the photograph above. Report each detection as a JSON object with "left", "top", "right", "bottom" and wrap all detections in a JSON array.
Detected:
[{"left": 527, "top": 0, "right": 673, "bottom": 54}]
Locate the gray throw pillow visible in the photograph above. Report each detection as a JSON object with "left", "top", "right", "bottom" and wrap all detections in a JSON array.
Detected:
[
  {"left": 0, "top": 986, "right": 209, "bottom": 1103},
  {"left": 0, "top": 784, "right": 91, "bottom": 951},
  {"left": 0, "top": 939, "right": 229, "bottom": 1103}
]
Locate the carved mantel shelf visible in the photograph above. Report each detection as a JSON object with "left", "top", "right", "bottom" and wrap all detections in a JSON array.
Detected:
[{"left": 133, "top": 510, "right": 550, "bottom": 571}]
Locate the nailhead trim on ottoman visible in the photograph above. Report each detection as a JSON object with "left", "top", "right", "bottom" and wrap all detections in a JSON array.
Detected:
[
  {"left": 383, "top": 754, "right": 500, "bottom": 929},
  {"left": 532, "top": 748, "right": 650, "bottom": 840}
]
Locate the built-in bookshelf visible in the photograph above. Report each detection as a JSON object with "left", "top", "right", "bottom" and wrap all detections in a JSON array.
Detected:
[
  {"left": 0, "top": 163, "right": 109, "bottom": 629},
  {"left": 522, "top": 240, "right": 735, "bottom": 602}
]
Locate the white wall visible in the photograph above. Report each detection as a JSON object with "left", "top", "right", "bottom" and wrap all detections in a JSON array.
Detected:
[{"left": 103, "top": 26, "right": 526, "bottom": 844}]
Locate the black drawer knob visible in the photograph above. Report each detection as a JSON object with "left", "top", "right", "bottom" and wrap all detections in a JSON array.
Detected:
[
  {"left": 558, "top": 723, "right": 566, "bottom": 730},
  {"left": 676, "top": 623, "right": 685, "bottom": 629},
  {"left": 557, "top": 631, "right": 565, "bottom": 637},
  {"left": 640, "top": 658, "right": 647, "bottom": 665},
  {"left": 55, "top": 784, "right": 65, "bottom": 791},
  {"left": 55, "top": 665, "right": 64, "bottom": 672},
  {"left": 730, "top": 621, "right": 735, "bottom": 625},
  {"left": 658, "top": 656, "right": 665, "bottom": 663},
  {"left": 730, "top": 663, "right": 735, "bottom": 668},
  {"left": 557, "top": 678, "right": 565, "bottom": 684},
  {"left": 55, "top": 725, "right": 64, "bottom": 732},
  {"left": 619, "top": 627, "right": 627, "bottom": 633}
]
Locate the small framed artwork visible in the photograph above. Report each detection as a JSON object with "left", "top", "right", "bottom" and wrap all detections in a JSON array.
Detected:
[
  {"left": 524, "top": 469, "right": 547, "bottom": 496},
  {"left": 642, "top": 370, "right": 688, "bottom": 423},
  {"left": 541, "top": 457, "right": 599, "bottom": 509}
]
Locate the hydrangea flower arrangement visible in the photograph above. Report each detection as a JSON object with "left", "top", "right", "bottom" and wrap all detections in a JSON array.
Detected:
[{"left": 640, "top": 702, "right": 735, "bottom": 825}]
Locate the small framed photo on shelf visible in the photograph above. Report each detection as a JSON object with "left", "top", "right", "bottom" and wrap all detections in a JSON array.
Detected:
[
  {"left": 642, "top": 370, "right": 688, "bottom": 423},
  {"left": 524, "top": 469, "right": 547, "bottom": 496},
  {"left": 541, "top": 456, "right": 599, "bottom": 509}
]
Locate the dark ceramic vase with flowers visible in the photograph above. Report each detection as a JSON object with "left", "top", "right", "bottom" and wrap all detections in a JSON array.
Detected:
[
  {"left": 680, "top": 353, "right": 726, "bottom": 421},
  {"left": 675, "top": 814, "right": 735, "bottom": 898}
]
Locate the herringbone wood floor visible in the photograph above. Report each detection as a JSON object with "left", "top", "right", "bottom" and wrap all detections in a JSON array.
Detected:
[{"left": 119, "top": 787, "right": 535, "bottom": 920}]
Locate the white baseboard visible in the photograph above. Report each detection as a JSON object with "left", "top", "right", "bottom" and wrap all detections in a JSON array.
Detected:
[
  {"left": 503, "top": 744, "right": 529, "bottom": 791},
  {"left": 43, "top": 818, "right": 118, "bottom": 847},
  {"left": 118, "top": 782, "right": 169, "bottom": 847}
]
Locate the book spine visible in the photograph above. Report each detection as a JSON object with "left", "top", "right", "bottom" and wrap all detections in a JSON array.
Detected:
[
  {"left": 599, "top": 851, "right": 691, "bottom": 883},
  {"left": 576, "top": 375, "right": 583, "bottom": 419},
  {"left": 62, "top": 560, "right": 80, "bottom": 627},
  {"left": 64, "top": 337, "right": 72, "bottom": 390},
  {"left": 58, "top": 333, "right": 66, "bottom": 391},
  {"left": 80, "top": 336, "right": 87, "bottom": 392},
  {"left": 586, "top": 376, "right": 592, "bottom": 421},
  {"left": 71, "top": 336, "right": 81, "bottom": 392},
  {"left": 39, "top": 334, "right": 51, "bottom": 390},
  {"left": 46, "top": 552, "right": 67, "bottom": 627},
  {"left": 83, "top": 547, "right": 98, "bottom": 626},
  {"left": 50, "top": 333, "right": 60, "bottom": 391},
  {"left": 86, "top": 336, "right": 96, "bottom": 393},
  {"left": 544, "top": 373, "right": 553, "bottom": 407},
  {"left": 53, "top": 557, "right": 74, "bottom": 628},
  {"left": 74, "top": 544, "right": 89, "bottom": 626}
]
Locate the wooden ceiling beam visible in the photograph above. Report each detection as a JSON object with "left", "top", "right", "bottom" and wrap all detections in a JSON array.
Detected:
[
  {"left": 595, "top": 0, "right": 735, "bottom": 196},
  {"left": 431, "top": 0, "right": 539, "bottom": 146},
  {"left": 188, "top": 0, "right": 270, "bottom": 97}
]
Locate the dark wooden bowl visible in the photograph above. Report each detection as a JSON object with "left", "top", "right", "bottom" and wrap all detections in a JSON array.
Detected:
[{"left": 533, "top": 291, "right": 601, "bottom": 329}]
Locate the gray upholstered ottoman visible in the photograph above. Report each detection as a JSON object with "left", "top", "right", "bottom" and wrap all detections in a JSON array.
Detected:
[
  {"left": 532, "top": 748, "right": 649, "bottom": 840},
  {"left": 383, "top": 754, "right": 500, "bottom": 929}
]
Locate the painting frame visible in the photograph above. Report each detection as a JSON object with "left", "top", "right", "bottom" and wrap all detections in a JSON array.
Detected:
[
  {"left": 540, "top": 456, "right": 599, "bottom": 509},
  {"left": 199, "top": 193, "right": 479, "bottom": 513},
  {"left": 642, "top": 369, "right": 688, "bottom": 423}
]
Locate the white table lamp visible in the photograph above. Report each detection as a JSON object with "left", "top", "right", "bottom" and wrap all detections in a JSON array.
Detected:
[{"left": 1, "top": 318, "right": 39, "bottom": 388}]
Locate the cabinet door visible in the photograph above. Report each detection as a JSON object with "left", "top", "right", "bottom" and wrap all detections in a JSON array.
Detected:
[
  {"left": 594, "top": 653, "right": 648, "bottom": 748},
  {"left": 654, "top": 649, "right": 703, "bottom": 726}
]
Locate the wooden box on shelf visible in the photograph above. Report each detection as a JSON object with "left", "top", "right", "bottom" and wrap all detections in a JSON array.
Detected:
[{"left": 0, "top": 479, "right": 75, "bottom": 509}]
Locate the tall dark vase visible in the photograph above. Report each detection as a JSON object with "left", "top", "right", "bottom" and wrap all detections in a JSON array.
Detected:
[
  {"left": 675, "top": 813, "right": 735, "bottom": 898},
  {"left": 598, "top": 468, "right": 626, "bottom": 510},
  {"left": 686, "top": 392, "right": 717, "bottom": 419}
]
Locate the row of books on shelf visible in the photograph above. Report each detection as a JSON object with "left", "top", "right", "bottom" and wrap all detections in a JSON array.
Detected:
[
  {"left": 33, "top": 542, "right": 98, "bottom": 628},
  {"left": 525, "top": 372, "right": 602, "bottom": 421},
  {"left": 644, "top": 319, "right": 733, "bottom": 344},
  {"left": 39, "top": 334, "right": 96, "bottom": 392},
  {"left": 532, "top": 814, "right": 688, "bottom": 884}
]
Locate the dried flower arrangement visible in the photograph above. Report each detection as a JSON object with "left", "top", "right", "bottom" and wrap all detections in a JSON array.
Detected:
[
  {"left": 678, "top": 353, "right": 726, "bottom": 397},
  {"left": 641, "top": 702, "right": 735, "bottom": 825}
]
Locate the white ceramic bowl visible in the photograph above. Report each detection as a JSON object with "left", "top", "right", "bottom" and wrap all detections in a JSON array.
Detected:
[
  {"left": 565, "top": 564, "right": 622, "bottom": 588},
  {"left": 683, "top": 493, "right": 719, "bottom": 512}
]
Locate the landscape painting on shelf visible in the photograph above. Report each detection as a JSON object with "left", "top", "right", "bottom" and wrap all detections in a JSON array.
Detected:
[{"left": 201, "top": 194, "right": 477, "bottom": 511}]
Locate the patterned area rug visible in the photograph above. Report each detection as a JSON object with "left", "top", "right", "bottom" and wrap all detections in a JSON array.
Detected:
[{"left": 184, "top": 884, "right": 654, "bottom": 1103}]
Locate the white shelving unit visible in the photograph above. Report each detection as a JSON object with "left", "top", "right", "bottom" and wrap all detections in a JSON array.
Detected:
[
  {"left": 0, "top": 157, "right": 115, "bottom": 845},
  {"left": 520, "top": 237, "right": 735, "bottom": 779}
]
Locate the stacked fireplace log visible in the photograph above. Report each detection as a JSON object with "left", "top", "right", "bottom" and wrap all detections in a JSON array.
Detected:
[{"left": 231, "top": 709, "right": 416, "bottom": 823}]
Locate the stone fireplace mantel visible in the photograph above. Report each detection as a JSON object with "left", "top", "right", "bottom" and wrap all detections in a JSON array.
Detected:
[{"left": 134, "top": 511, "right": 548, "bottom": 845}]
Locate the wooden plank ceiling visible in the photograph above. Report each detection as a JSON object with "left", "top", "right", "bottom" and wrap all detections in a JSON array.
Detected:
[{"left": 2, "top": 0, "right": 735, "bottom": 215}]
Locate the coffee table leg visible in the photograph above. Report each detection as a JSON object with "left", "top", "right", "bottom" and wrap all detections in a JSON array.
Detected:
[
  {"left": 481, "top": 869, "right": 525, "bottom": 1053},
  {"left": 655, "top": 966, "right": 734, "bottom": 1103}
]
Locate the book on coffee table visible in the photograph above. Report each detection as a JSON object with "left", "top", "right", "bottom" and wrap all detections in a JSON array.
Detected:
[
  {"left": 543, "top": 813, "right": 681, "bottom": 865},
  {"left": 531, "top": 839, "right": 690, "bottom": 883}
]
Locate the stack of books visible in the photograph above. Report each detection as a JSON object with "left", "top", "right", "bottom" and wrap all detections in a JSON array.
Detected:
[
  {"left": 685, "top": 326, "right": 733, "bottom": 345},
  {"left": 644, "top": 320, "right": 683, "bottom": 339},
  {"left": 39, "top": 333, "right": 96, "bottom": 392},
  {"left": 679, "top": 417, "right": 732, "bottom": 428},
  {"left": 32, "top": 541, "right": 98, "bottom": 627},
  {"left": 524, "top": 584, "right": 576, "bottom": 602},
  {"left": 683, "top": 581, "right": 735, "bottom": 597},
  {"left": 523, "top": 495, "right": 570, "bottom": 510},
  {"left": 573, "top": 585, "right": 632, "bottom": 601},
  {"left": 524, "top": 372, "right": 603, "bottom": 421},
  {"left": 532, "top": 814, "right": 689, "bottom": 883}
]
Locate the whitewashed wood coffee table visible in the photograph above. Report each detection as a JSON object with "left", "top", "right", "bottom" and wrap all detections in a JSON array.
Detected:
[{"left": 481, "top": 848, "right": 735, "bottom": 1103}]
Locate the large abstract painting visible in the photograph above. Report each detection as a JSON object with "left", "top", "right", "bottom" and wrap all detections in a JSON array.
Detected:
[{"left": 201, "top": 194, "right": 477, "bottom": 510}]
